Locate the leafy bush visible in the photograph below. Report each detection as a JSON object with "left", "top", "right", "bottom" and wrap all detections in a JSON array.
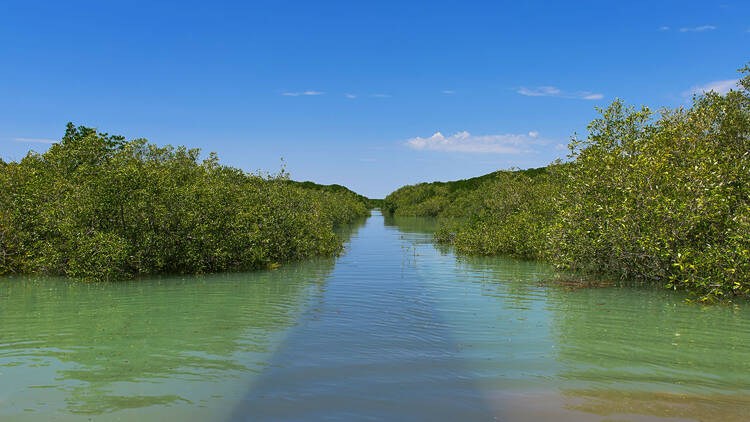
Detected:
[
  {"left": 550, "top": 67, "right": 749, "bottom": 301},
  {"left": 0, "top": 124, "right": 370, "bottom": 281},
  {"left": 434, "top": 170, "right": 557, "bottom": 259}
]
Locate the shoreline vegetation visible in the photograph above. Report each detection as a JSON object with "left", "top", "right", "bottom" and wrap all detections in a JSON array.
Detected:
[
  {"left": 385, "top": 64, "right": 750, "bottom": 302},
  {"left": 0, "top": 124, "right": 371, "bottom": 282}
]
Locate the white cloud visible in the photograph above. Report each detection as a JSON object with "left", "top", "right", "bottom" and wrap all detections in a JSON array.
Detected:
[
  {"left": 345, "top": 93, "right": 357, "bottom": 99},
  {"left": 659, "top": 26, "right": 670, "bottom": 31},
  {"left": 582, "top": 92, "right": 604, "bottom": 100},
  {"left": 13, "top": 137, "right": 56, "bottom": 144},
  {"left": 517, "top": 86, "right": 603, "bottom": 100},
  {"left": 281, "top": 90, "right": 325, "bottom": 96},
  {"left": 679, "top": 25, "right": 716, "bottom": 32},
  {"left": 684, "top": 79, "right": 739, "bottom": 96},
  {"left": 371, "top": 93, "right": 390, "bottom": 98},
  {"left": 517, "top": 86, "right": 561, "bottom": 97},
  {"left": 405, "top": 131, "right": 546, "bottom": 154},
  {"left": 442, "top": 90, "right": 455, "bottom": 94}
]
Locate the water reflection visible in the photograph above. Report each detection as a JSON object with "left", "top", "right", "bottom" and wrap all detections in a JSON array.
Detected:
[
  {"left": 382, "top": 213, "right": 440, "bottom": 235},
  {"left": 0, "top": 219, "right": 367, "bottom": 420},
  {"left": 0, "top": 266, "right": 325, "bottom": 418}
]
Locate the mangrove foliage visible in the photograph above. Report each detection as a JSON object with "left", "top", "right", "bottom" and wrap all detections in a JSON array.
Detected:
[{"left": 0, "top": 124, "right": 370, "bottom": 282}]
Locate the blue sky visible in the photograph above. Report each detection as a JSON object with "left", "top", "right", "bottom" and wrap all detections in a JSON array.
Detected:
[{"left": 1, "top": 0, "right": 748, "bottom": 198}]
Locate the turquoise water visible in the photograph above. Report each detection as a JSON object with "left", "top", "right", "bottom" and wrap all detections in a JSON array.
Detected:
[{"left": 1, "top": 211, "right": 749, "bottom": 421}]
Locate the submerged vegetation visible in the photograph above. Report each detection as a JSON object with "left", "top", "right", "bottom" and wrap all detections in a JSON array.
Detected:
[
  {"left": 0, "top": 124, "right": 370, "bottom": 281},
  {"left": 387, "top": 64, "right": 750, "bottom": 301}
]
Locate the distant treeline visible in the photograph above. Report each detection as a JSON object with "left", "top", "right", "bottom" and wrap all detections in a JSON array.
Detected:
[
  {"left": 0, "top": 124, "right": 370, "bottom": 282},
  {"left": 383, "top": 167, "right": 547, "bottom": 218},
  {"left": 385, "top": 64, "right": 750, "bottom": 301},
  {"left": 285, "top": 180, "right": 382, "bottom": 210}
]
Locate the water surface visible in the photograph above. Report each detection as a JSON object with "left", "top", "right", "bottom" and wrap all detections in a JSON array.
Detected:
[{"left": 1, "top": 211, "right": 749, "bottom": 421}]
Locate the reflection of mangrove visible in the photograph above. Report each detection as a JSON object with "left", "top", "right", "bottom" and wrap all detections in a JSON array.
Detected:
[
  {"left": 384, "top": 215, "right": 463, "bottom": 259},
  {"left": 548, "top": 287, "right": 750, "bottom": 419},
  {"left": 537, "top": 276, "right": 614, "bottom": 290},
  {"left": 334, "top": 215, "right": 368, "bottom": 241},
  {"left": 450, "top": 255, "right": 558, "bottom": 309},
  {"left": 0, "top": 255, "right": 346, "bottom": 415},
  {"left": 383, "top": 214, "right": 440, "bottom": 236}
]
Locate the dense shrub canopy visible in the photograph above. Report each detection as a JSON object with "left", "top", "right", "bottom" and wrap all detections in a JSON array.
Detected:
[
  {"left": 433, "top": 169, "right": 558, "bottom": 260},
  {"left": 0, "top": 124, "right": 370, "bottom": 281},
  {"left": 550, "top": 72, "right": 749, "bottom": 300}
]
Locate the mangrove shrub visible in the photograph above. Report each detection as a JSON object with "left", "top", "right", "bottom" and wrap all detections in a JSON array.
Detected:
[
  {"left": 550, "top": 68, "right": 749, "bottom": 300},
  {"left": 0, "top": 124, "right": 370, "bottom": 281}
]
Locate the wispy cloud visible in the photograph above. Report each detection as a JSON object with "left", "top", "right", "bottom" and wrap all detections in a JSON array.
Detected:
[
  {"left": 345, "top": 93, "right": 357, "bottom": 99},
  {"left": 659, "top": 26, "right": 670, "bottom": 31},
  {"left": 679, "top": 25, "right": 716, "bottom": 32},
  {"left": 13, "top": 137, "right": 56, "bottom": 144},
  {"left": 517, "top": 86, "right": 603, "bottom": 100},
  {"left": 405, "top": 130, "right": 546, "bottom": 154},
  {"left": 684, "top": 79, "right": 739, "bottom": 96},
  {"left": 371, "top": 93, "right": 390, "bottom": 98},
  {"left": 442, "top": 90, "right": 455, "bottom": 94},
  {"left": 581, "top": 92, "right": 604, "bottom": 100},
  {"left": 517, "top": 86, "right": 561, "bottom": 97},
  {"left": 281, "top": 90, "right": 325, "bottom": 96}
]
